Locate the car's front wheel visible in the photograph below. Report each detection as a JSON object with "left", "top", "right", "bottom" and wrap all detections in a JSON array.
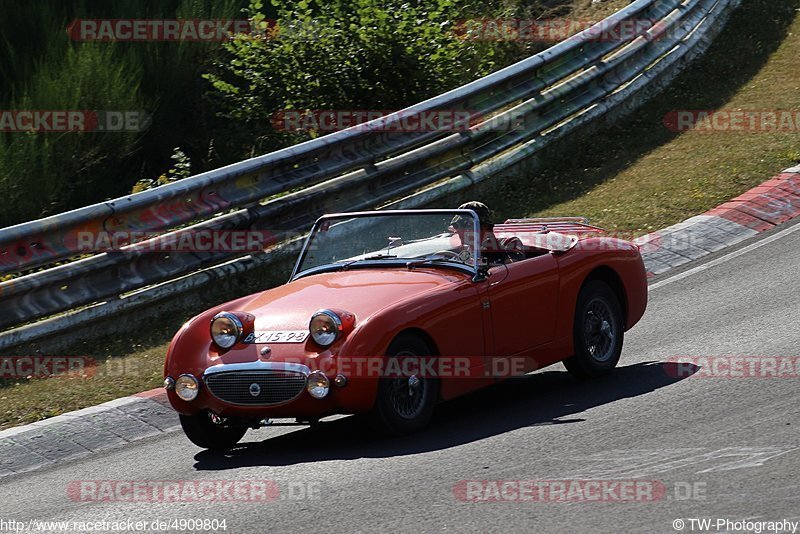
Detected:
[
  {"left": 179, "top": 412, "right": 247, "bottom": 450},
  {"left": 563, "top": 280, "right": 624, "bottom": 379},
  {"left": 372, "top": 333, "right": 437, "bottom": 435}
]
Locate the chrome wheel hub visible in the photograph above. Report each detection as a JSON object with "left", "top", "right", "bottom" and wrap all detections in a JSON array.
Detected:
[
  {"left": 387, "top": 360, "right": 427, "bottom": 420},
  {"left": 407, "top": 375, "right": 420, "bottom": 396},
  {"left": 584, "top": 300, "right": 615, "bottom": 363}
]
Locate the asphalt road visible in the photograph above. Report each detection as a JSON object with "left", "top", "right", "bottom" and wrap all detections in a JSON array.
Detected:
[{"left": 2, "top": 220, "right": 799, "bottom": 534}]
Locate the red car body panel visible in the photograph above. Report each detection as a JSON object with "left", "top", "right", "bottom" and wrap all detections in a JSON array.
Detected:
[{"left": 165, "top": 219, "right": 648, "bottom": 421}]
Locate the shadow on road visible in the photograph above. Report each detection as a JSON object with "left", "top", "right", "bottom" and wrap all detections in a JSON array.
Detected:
[{"left": 193, "top": 361, "right": 697, "bottom": 470}]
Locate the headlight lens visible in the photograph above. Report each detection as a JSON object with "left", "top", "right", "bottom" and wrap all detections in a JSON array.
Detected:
[
  {"left": 210, "top": 312, "right": 243, "bottom": 349},
  {"left": 307, "top": 371, "right": 330, "bottom": 399},
  {"left": 175, "top": 374, "right": 199, "bottom": 401},
  {"left": 309, "top": 310, "right": 343, "bottom": 347}
]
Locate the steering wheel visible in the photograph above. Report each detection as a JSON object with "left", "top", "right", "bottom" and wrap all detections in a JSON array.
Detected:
[{"left": 433, "top": 250, "right": 462, "bottom": 260}]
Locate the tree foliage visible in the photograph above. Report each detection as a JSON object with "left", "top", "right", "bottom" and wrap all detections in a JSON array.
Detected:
[
  {"left": 204, "top": 0, "right": 516, "bottom": 154},
  {"left": 0, "top": 0, "right": 242, "bottom": 226}
]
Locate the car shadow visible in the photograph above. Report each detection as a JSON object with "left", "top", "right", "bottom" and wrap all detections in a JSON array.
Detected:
[{"left": 192, "top": 360, "right": 698, "bottom": 470}]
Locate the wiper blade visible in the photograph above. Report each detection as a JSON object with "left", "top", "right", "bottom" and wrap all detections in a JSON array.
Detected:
[
  {"left": 338, "top": 254, "right": 397, "bottom": 270},
  {"left": 406, "top": 257, "right": 459, "bottom": 270}
]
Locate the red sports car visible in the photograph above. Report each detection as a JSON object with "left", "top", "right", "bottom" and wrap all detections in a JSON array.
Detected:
[{"left": 164, "top": 209, "right": 648, "bottom": 449}]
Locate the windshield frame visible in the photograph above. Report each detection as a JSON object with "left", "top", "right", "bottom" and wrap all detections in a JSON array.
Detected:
[{"left": 290, "top": 209, "right": 482, "bottom": 281}]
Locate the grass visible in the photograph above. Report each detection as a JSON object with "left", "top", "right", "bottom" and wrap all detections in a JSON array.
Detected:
[
  {"left": 0, "top": 1, "right": 245, "bottom": 228},
  {"left": 1, "top": 0, "right": 797, "bottom": 430},
  {"left": 0, "top": 347, "right": 165, "bottom": 430},
  {"left": 476, "top": 0, "right": 800, "bottom": 233},
  {"left": 570, "top": 0, "right": 632, "bottom": 19}
]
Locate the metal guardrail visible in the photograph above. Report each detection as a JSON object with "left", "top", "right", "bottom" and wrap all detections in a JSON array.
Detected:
[{"left": 0, "top": 0, "right": 739, "bottom": 344}]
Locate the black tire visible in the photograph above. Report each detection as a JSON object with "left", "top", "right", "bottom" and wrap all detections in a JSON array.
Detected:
[
  {"left": 179, "top": 412, "right": 247, "bottom": 450},
  {"left": 372, "top": 333, "right": 437, "bottom": 435},
  {"left": 563, "top": 280, "right": 624, "bottom": 379}
]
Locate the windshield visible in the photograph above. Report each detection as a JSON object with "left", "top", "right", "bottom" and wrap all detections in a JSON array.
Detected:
[{"left": 291, "top": 210, "right": 481, "bottom": 279}]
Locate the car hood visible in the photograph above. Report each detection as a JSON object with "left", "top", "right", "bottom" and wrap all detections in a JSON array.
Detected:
[{"left": 231, "top": 267, "right": 470, "bottom": 330}]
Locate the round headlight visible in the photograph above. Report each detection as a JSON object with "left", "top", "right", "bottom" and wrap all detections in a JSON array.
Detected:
[
  {"left": 175, "top": 374, "right": 199, "bottom": 401},
  {"left": 307, "top": 371, "right": 330, "bottom": 399},
  {"left": 210, "top": 312, "right": 243, "bottom": 349},
  {"left": 309, "top": 310, "right": 343, "bottom": 347}
]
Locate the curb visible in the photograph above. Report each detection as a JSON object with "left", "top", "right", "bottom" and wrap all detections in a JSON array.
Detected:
[
  {"left": 0, "top": 388, "right": 176, "bottom": 480},
  {"left": 635, "top": 166, "right": 800, "bottom": 276},
  {"left": 2, "top": 164, "right": 799, "bottom": 478}
]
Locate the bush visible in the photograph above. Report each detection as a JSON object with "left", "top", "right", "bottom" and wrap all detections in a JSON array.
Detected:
[
  {"left": 0, "top": 0, "right": 244, "bottom": 227},
  {"left": 204, "top": 0, "right": 518, "bottom": 156},
  {"left": 0, "top": 0, "right": 575, "bottom": 226},
  {"left": 0, "top": 35, "right": 145, "bottom": 223}
]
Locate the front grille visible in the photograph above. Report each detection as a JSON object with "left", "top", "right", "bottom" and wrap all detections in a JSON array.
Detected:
[{"left": 204, "top": 370, "right": 307, "bottom": 405}]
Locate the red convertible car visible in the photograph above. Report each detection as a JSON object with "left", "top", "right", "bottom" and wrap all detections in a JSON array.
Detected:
[{"left": 164, "top": 208, "right": 647, "bottom": 449}]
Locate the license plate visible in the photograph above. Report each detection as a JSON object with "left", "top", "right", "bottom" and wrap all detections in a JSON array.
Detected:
[{"left": 243, "top": 331, "right": 309, "bottom": 344}]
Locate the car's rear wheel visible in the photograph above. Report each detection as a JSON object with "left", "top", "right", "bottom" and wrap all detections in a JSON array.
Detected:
[
  {"left": 563, "top": 280, "right": 624, "bottom": 379},
  {"left": 372, "top": 333, "right": 437, "bottom": 435},
  {"left": 179, "top": 412, "right": 247, "bottom": 450}
]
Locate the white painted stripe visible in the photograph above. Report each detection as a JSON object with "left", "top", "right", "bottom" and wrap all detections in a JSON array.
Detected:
[{"left": 650, "top": 218, "right": 800, "bottom": 290}]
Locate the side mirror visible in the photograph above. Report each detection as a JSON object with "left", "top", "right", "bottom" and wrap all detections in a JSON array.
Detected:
[{"left": 472, "top": 265, "right": 490, "bottom": 283}]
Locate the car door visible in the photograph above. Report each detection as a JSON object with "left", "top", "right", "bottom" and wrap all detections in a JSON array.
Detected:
[{"left": 482, "top": 253, "right": 560, "bottom": 359}]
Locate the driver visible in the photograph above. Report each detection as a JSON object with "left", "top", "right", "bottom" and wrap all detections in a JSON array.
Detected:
[{"left": 450, "top": 201, "right": 524, "bottom": 264}]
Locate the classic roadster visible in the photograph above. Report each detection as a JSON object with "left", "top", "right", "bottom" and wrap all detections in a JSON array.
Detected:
[{"left": 164, "top": 209, "right": 647, "bottom": 449}]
